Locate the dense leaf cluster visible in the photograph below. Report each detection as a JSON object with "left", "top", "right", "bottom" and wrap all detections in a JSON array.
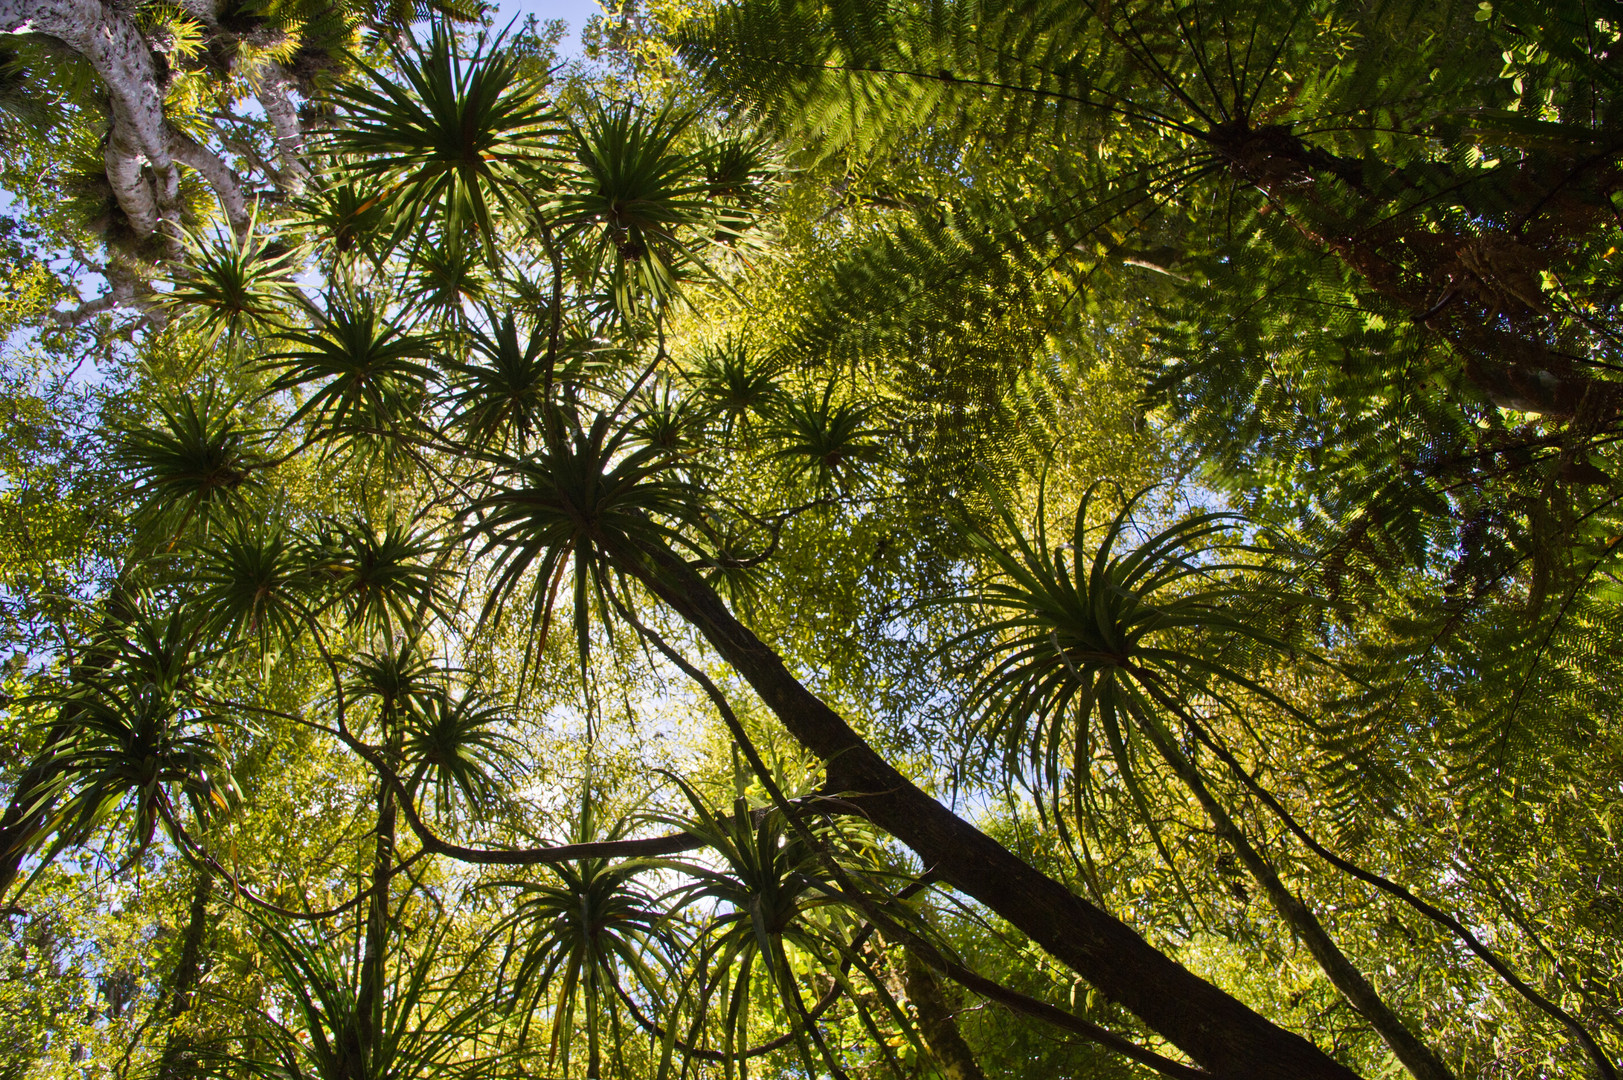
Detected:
[{"left": 0, "top": 5, "right": 1619, "bottom": 1080}]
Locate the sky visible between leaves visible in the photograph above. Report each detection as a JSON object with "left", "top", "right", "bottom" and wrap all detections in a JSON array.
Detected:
[
  {"left": 0, "top": 0, "right": 602, "bottom": 365},
  {"left": 0, "top": 2, "right": 602, "bottom": 229},
  {"left": 502, "top": 0, "right": 603, "bottom": 55}
]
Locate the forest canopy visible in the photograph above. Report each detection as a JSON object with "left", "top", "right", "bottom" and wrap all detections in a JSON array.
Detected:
[{"left": 0, "top": 1, "right": 1621, "bottom": 1079}]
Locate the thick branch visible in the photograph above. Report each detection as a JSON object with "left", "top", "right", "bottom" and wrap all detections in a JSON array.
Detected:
[
  {"left": 335, "top": 733, "right": 712, "bottom": 866},
  {"left": 170, "top": 131, "right": 250, "bottom": 237},
  {"left": 253, "top": 62, "right": 310, "bottom": 196},
  {"left": 2, "top": 0, "right": 178, "bottom": 235},
  {"left": 624, "top": 543, "right": 1361, "bottom": 1080},
  {"left": 620, "top": 597, "right": 1214, "bottom": 1080},
  {"left": 3, "top": 0, "right": 254, "bottom": 248}
]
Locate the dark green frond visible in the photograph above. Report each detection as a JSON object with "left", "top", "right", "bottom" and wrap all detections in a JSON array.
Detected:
[
  {"left": 116, "top": 388, "right": 262, "bottom": 536},
  {"left": 328, "top": 25, "right": 562, "bottom": 258},
  {"left": 311, "top": 516, "right": 450, "bottom": 638},
  {"left": 32, "top": 606, "right": 239, "bottom": 860},
  {"left": 260, "top": 295, "right": 436, "bottom": 440}
]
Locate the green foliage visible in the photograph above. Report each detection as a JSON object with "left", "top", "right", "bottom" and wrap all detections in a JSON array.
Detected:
[
  {"left": 116, "top": 388, "right": 262, "bottom": 539},
  {"left": 685, "top": 336, "right": 782, "bottom": 438},
  {"left": 469, "top": 407, "right": 708, "bottom": 669},
  {"left": 559, "top": 105, "right": 722, "bottom": 311},
  {"left": 165, "top": 223, "right": 301, "bottom": 344},
  {"left": 240, "top": 913, "right": 502, "bottom": 1080},
  {"left": 492, "top": 797, "right": 675, "bottom": 1073},
  {"left": 443, "top": 309, "right": 553, "bottom": 451},
  {"left": 958, "top": 484, "right": 1296, "bottom": 803},
  {"left": 191, "top": 516, "right": 317, "bottom": 650},
  {"left": 657, "top": 775, "right": 919, "bottom": 1080},
  {"left": 329, "top": 26, "right": 561, "bottom": 258},
  {"left": 768, "top": 387, "right": 886, "bottom": 490},
  {"left": 33, "top": 606, "right": 239, "bottom": 861},
  {"left": 311, "top": 517, "right": 449, "bottom": 639},
  {"left": 261, "top": 297, "right": 436, "bottom": 441},
  {"left": 3, "top": 10, "right": 1622, "bottom": 1080},
  {"left": 402, "top": 687, "right": 517, "bottom": 818}
]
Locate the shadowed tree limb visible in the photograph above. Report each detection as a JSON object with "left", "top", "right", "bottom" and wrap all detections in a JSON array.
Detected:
[{"left": 617, "top": 539, "right": 1362, "bottom": 1080}]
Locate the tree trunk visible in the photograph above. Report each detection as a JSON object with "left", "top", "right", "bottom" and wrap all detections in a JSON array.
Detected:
[
  {"left": 355, "top": 719, "right": 401, "bottom": 1078},
  {"left": 170, "top": 131, "right": 250, "bottom": 237},
  {"left": 902, "top": 947, "right": 988, "bottom": 1080},
  {"left": 627, "top": 546, "right": 1362, "bottom": 1080},
  {"left": 356, "top": 765, "right": 396, "bottom": 1073},
  {"left": 1144, "top": 725, "right": 1455, "bottom": 1080},
  {"left": 0, "top": 0, "right": 250, "bottom": 246},
  {"left": 155, "top": 866, "right": 214, "bottom": 1080},
  {"left": 1232, "top": 126, "right": 1623, "bottom": 422},
  {"left": 254, "top": 62, "right": 310, "bottom": 197}
]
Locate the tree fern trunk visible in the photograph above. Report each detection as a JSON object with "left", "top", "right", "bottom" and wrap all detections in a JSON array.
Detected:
[{"left": 1241, "top": 141, "right": 1621, "bottom": 423}]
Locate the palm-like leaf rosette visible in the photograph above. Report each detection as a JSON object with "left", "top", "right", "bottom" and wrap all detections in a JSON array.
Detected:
[
  {"left": 469, "top": 407, "right": 710, "bottom": 674},
  {"left": 236, "top": 913, "right": 503, "bottom": 1080},
  {"left": 957, "top": 484, "right": 1305, "bottom": 867},
  {"left": 31, "top": 606, "right": 242, "bottom": 864},
  {"left": 489, "top": 795, "right": 679, "bottom": 1077},
  {"left": 327, "top": 25, "right": 562, "bottom": 261},
  {"left": 558, "top": 105, "right": 729, "bottom": 313},
  {"left": 655, "top": 776, "right": 922, "bottom": 1080}
]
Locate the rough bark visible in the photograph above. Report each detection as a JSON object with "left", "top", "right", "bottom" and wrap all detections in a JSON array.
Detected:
[
  {"left": 626, "top": 545, "right": 1362, "bottom": 1080},
  {"left": 1, "top": 0, "right": 251, "bottom": 247},
  {"left": 903, "top": 948, "right": 989, "bottom": 1080},
  {"left": 254, "top": 62, "right": 310, "bottom": 196},
  {"left": 170, "top": 130, "right": 250, "bottom": 237},
  {"left": 102, "top": 116, "right": 161, "bottom": 238}
]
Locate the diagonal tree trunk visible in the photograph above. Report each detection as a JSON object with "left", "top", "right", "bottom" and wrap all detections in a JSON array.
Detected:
[
  {"left": 626, "top": 544, "right": 1362, "bottom": 1080},
  {"left": 1138, "top": 719, "right": 1455, "bottom": 1080}
]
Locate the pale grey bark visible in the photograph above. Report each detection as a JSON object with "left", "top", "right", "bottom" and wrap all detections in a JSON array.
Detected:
[
  {"left": 170, "top": 129, "right": 249, "bottom": 236},
  {"left": 180, "top": 0, "right": 312, "bottom": 198},
  {"left": 173, "top": 0, "right": 218, "bottom": 25},
  {"left": 254, "top": 62, "right": 310, "bottom": 195},
  {"left": 51, "top": 267, "right": 165, "bottom": 326},
  {"left": 102, "top": 118, "right": 161, "bottom": 236},
  {"left": 1, "top": 0, "right": 253, "bottom": 249}
]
